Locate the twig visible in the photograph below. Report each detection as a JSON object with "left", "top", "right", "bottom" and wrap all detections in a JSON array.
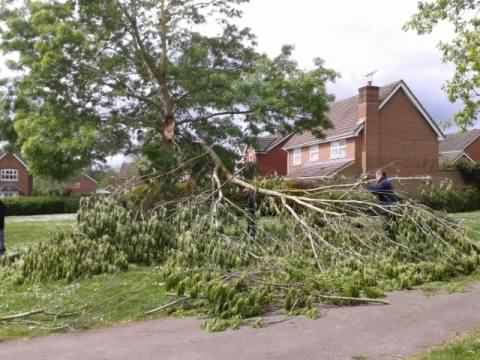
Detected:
[
  {"left": 144, "top": 298, "right": 188, "bottom": 315},
  {"left": 315, "top": 294, "right": 390, "bottom": 305},
  {"left": 0, "top": 309, "right": 45, "bottom": 321}
]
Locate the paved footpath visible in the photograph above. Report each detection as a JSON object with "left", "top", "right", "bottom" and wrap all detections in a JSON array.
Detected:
[{"left": 1, "top": 284, "right": 480, "bottom": 360}]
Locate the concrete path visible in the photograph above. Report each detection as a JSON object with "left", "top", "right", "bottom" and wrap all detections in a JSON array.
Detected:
[
  {"left": 2, "top": 284, "right": 480, "bottom": 360},
  {"left": 6, "top": 213, "right": 76, "bottom": 223}
]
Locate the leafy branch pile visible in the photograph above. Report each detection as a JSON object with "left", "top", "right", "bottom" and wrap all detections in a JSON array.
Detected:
[
  {"left": 155, "top": 197, "right": 479, "bottom": 330},
  {"left": 11, "top": 197, "right": 176, "bottom": 282},
  {"left": 2, "top": 185, "right": 480, "bottom": 331}
]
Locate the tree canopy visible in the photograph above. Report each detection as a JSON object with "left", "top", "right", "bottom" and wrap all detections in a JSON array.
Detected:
[
  {"left": 405, "top": 0, "right": 480, "bottom": 129},
  {"left": 0, "top": 0, "right": 337, "bottom": 181}
]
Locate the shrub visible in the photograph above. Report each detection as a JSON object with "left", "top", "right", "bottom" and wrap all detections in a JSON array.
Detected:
[
  {"left": 418, "top": 182, "right": 480, "bottom": 213},
  {"left": 456, "top": 160, "right": 480, "bottom": 187},
  {"left": 4, "top": 196, "right": 80, "bottom": 216}
]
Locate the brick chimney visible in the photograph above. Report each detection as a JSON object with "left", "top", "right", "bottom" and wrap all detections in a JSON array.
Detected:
[{"left": 358, "top": 82, "right": 381, "bottom": 174}]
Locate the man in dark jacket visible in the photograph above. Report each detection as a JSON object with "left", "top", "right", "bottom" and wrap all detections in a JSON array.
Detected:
[
  {"left": 367, "top": 170, "right": 399, "bottom": 206},
  {"left": 0, "top": 199, "right": 6, "bottom": 255}
]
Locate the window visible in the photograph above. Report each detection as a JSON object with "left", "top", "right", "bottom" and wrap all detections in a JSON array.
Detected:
[
  {"left": 330, "top": 140, "right": 347, "bottom": 160},
  {"left": 0, "top": 169, "right": 18, "bottom": 182},
  {"left": 0, "top": 191, "right": 18, "bottom": 198},
  {"left": 293, "top": 149, "right": 302, "bottom": 166},
  {"left": 309, "top": 145, "right": 319, "bottom": 161}
]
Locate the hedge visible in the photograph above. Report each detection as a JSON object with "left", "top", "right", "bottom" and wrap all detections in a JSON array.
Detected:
[
  {"left": 3, "top": 196, "right": 81, "bottom": 216},
  {"left": 418, "top": 185, "right": 480, "bottom": 213}
]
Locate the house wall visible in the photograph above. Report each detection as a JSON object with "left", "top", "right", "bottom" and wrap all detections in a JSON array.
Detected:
[
  {"left": 376, "top": 89, "right": 439, "bottom": 177},
  {"left": 465, "top": 137, "right": 480, "bottom": 161},
  {"left": 65, "top": 175, "right": 97, "bottom": 194},
  {"left": 287, "top": 138, "right": 356, "bottom": 174},
  {"left": 256, "top": 138, "right": 291, "bottom": 176},
  {"left": 0, "top": 153, "right": 32, "bottom": 196}
]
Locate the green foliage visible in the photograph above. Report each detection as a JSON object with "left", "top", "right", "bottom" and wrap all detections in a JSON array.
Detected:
[
  {"left": 4, "top": 196, "right": 80, "bottom": 216},
  {"left": 418, "top": 183, "right": 480, "bottom": 213},
  {"left": 456, "top": 159, "right": 480, "bottom": 186},
  {"left": 405, "top": 0, "right": 480, "bottom": 128},
  {"left": 13, "top": 197, "right": 176, "bottom": 282},
  {"left": 0, "top": 0, "right": 338, "bottom": 180}
]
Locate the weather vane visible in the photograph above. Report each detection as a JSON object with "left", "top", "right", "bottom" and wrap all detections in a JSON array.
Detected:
[{"left": 364, "top": 70, "right": 378, "bottom": 86}]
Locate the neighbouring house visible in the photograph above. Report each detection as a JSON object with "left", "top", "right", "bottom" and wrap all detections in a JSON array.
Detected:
[
  {"left": 439, "top": 129, "right": 480, "bottom": 165},
  {"left": 243, "top": 134, "right": 294, "bottom": 176},
  {"left": 282, "top": 80, "right": 445, "bottom": 180},
  {"left": 0, "top": 152, "right": 33, "bottom": 197},
  {"left": 64, "top": 174, "right": 97, "bottom": 195}
]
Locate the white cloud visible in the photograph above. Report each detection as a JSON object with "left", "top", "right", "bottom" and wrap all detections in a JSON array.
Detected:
[{"left": 240, "top": 0, "right": 463, "bottom": 125}]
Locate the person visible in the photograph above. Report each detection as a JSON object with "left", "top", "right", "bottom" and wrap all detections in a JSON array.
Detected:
[
  {"left": 366, "top": 170, "right": 400, "bottom": 206},
  {"left": 0, "top": 199, "right": 6, "bottom": 256}
]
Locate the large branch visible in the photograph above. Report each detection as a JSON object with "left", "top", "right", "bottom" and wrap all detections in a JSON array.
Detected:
[{"left": 177, "top": 110, "right": 254, "bottom": 126}]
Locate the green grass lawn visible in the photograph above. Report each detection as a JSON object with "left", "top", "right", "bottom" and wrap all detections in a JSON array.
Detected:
[
  {"left": 5, "top": 220, "right": 74, "bottom": 250},
  {"left": 0, "top": 267, "right": 168, "bottom": 341},
  {"left": 453, "top": 211, "right": 480, "bottom": 241}
]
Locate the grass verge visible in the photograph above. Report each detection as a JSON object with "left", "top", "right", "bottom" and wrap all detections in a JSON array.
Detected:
[
  {"left": 411, "top": 330, "right": 480, "bottom": 360},
  {"left": 5, "top": 220, "right": 73, "bottom": 250},
  {"left": 0, "top": 266, "right": 167, "bottom": 341}
]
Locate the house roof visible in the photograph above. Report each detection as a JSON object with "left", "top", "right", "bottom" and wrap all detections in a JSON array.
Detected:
[
  {"left": 439, "top": 151, "right": 475, "bottom": 166},
  {"left": 0, "top": 152, "right": 29, "bottom": 170},
  {"left": 284, "top": 80, "right": 444, "bottom": 150},
  {"left": 287, "top": 159, "right": 354, "bottom": 179},
  {"left": 440, "top": 129, "right": 480, "bottom": 153},
  {"left": 253, "top": 134, "right": 294, "bottom": 153}
]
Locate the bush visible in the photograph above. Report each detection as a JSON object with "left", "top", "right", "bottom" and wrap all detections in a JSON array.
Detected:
[
  {"left": 4, "top": 196, "right": 81, "bottom": 216},
  {"left": 456, "top": 160, "right": 480, "bottom": 187},
  {"left": 418, "top": 182, "right": 480, "bottom": 213}
]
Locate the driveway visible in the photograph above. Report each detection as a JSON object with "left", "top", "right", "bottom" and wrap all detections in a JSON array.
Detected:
[{"left": 1, "top": 283, "right": 480, "bottom": 360}]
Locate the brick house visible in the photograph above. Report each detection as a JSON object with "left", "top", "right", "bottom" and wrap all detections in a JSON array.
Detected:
[
  {"left": 439, "top": 129, "right": 480, "bottom": 165},
  {"left": 244, "top": 134, "right": 294, "bottom": 176},
  {"left": 282, "top": 80, "right": 445, "bottom": 180},
  {"left": 0, "top": 152, "right": 33, "bottom": 197},
  {"left": 64, "top": 174, "right": 97, "bottom": 195}
]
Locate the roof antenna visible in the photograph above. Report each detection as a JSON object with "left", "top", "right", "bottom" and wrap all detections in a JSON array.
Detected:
[{"left": 364, "top": 70, "right": 378, "bottom": 86}]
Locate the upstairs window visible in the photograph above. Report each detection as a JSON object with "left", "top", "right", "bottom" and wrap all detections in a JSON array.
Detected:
[
  {"left": 330, "top": 140, "right": 347, "bottom": 160},
  {"left": 0, "top": 169, "right": 18, "bottom": 182},
  {"left": 309, "top": 145, "right": 319, "bottom": 161},
  {"left": 293, "top": 148, "right": 302, "bottom": 166}
]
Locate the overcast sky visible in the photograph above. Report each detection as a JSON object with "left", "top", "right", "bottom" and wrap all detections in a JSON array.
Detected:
[
  {"left": 240, "top": 0, "right": 463, "bottom": 129},
  {"left": 0, "top": 0, "right": 471, "bottom": 167}
]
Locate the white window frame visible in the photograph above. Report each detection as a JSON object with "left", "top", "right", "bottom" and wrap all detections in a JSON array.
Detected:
[
  {"left": 0, "top": 191, "right": 18, "bottom": 198},
  {"left": 293, "top": 148, "right": 302, "bottom": 166},
  {"left": 330, "top": 140, "right": 347, "bottom": 160},
  {"left": 0, "top": 169, "right": 18, "bottom": 182},
  {"left": 309, "top": 145, "right": 319, "bottom": 161}
]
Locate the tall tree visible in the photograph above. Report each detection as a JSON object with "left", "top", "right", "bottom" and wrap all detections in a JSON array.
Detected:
[
  {"left": 405, "top": 0, "right": 480, "bottom": 129},
  {"left": 0, "top": 0, "right": 337, "bottom": 181}
]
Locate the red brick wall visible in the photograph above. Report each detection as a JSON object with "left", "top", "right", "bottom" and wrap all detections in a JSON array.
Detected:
[
  {"left": 65, "top": 175, "right": 97, "bottom": 194},
  {"left": 0, "top": 153, "right": 32, "bottom": 196},
  {"left": 465, "top": 137, "right": 480, "bottom": 161},
  {"left": 256, "top": 138, "right": 292, "bottom": 176},
  {"left": 376, "top": 89, "right": 439, "bottom": 177}
]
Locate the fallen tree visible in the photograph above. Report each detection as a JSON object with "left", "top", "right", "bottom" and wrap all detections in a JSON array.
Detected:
[{"left": 2, "top": 155, "right": 479, "bottom": 331}]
